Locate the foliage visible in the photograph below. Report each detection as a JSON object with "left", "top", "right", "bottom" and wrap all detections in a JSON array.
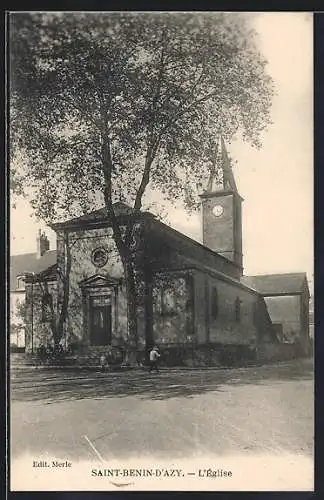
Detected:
[
  {"left": 10, "top": 12, "right": 274, "bottom": 220},
  {"left": 14, "top": 297, "right": 27, "bottom": 324}
]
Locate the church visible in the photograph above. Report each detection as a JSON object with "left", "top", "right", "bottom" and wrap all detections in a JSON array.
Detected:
[{"left": 11, "top": 141, "right": 311, "bottom": 366}]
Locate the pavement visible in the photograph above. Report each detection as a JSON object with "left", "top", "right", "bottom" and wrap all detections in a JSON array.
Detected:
[{"left": 10, "top": 359, "right": 314, "bottom": 462}]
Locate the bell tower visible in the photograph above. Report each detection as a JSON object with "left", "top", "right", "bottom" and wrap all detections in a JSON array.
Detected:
[{"left": 200, "top": 137, "right": 243, "bottom": 273}]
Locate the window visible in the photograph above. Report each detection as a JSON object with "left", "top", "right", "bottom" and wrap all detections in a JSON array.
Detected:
[
  {"left": 91, "top": 247, "right": 108, "bottom": 268},
  {"left": 235, "top": 296, "right": 241, "bottom": 322},
  {"left": 211, "top": 287, "right": 219, "bottom": 320},
  {"left": 42, "top": 293, "right": 53, "bottom": 323}
]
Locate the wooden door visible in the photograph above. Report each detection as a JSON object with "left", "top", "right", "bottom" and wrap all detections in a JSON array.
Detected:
[{"left": 90, "top": 295, "right": 112, "bottom": 346}]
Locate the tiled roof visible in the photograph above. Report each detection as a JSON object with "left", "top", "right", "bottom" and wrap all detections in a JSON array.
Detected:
[
  {"left": 10, "top": 250, "right": 57, "bottom": 291},
  {"left": 51, "top": 202, "right": 154, "bottom": 229},
  {"left": 241, "top": 273, "right": 308, "bottom": 295}
]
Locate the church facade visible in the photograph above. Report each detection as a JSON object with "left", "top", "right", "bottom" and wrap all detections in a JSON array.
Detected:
[{"left": 16, "top": 142, "right": 311, "bottom": 366}]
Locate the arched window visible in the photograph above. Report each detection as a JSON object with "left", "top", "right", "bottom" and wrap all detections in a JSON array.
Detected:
[
  {"left": 211, "top": 287, "right": 219, "bottom": 320},
  {"left": 235, "top": 296, "right": 241, "bottom": 322},
  {"left": 42, "top": 293, "right": 53, "bottom": 323}
]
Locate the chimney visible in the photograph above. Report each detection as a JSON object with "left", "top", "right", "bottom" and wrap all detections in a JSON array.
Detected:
[{"left": 36, "top": 229, "right": 50, "bottom": 258}]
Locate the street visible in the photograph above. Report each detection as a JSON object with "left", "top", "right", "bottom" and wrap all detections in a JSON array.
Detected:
[{"left": 11, "top": 359, "right": 314, "bottom": 461}]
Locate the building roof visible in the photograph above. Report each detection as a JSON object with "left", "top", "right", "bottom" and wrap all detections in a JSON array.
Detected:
[
  {"left": 10, "top": 250, "right": 57, "bottom": 291},
  {"left": 241, "top": 273, "right": 308, "bottom": 296},
  {"left": 51, "top": 202, "right": 155, "bottom": 230},
  {"left": 150, "top": 218, "right": 242, "bottom": 277}
]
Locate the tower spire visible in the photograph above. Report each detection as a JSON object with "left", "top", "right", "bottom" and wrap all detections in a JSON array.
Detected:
[
  {"left": 205, "top": 136, "right": 238, "bottom": 193},
  {"left": 220, "top": 135, "right": 237, "bottom": 192},
  {"left": 205, "top": 140, "right": 219, "bottom": 193}
]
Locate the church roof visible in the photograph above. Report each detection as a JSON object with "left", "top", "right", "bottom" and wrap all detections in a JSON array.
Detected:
[
  {"left": 241, "top": 273, "right": 308, "bottom": 296},
  {"left": 10, "top": 250, "right": 57, "bottom": 291},
  {"left": 51, "top": 202, "right": 154, "bottom": 229}
]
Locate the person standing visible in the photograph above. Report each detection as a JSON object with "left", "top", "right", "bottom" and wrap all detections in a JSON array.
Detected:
[
  {"left": 149, "top": 346, "right": 161, "bottom": 373},
  {"left": 36, "top": 343, "right": 47, "bottom": 367},
  {"left": 100, "top": 346, "right": 112, "bottom": 372}
]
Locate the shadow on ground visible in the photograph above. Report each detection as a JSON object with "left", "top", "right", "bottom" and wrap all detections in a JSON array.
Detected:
[{"left": 11, "top": 359, "right": 314, "bottom": 404}]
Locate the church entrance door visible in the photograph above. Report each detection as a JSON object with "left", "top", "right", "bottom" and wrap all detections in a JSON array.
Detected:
[{"left": 90, "top": 295, "right": 112, "bottom": 346}]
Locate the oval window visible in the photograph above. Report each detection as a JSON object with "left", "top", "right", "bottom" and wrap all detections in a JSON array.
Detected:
[{"left": 91, "top": 247, "right": 108, "bottom": 268}]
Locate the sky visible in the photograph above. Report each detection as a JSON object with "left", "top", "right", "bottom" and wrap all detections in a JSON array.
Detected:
[{"left": 10, "top": 13, "right": 313, "bottom": 287}]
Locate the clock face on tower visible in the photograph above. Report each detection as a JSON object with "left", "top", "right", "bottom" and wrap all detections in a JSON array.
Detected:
[{"left": 212, "top": 204, "right": 224, "bottom": 217}]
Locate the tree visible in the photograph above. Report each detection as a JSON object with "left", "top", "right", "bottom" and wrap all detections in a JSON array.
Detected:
[
  {"left": 10, "top": 12, "right": 274, "bottom": 355},
  {"left": 11, "top": 298, "right": 27, "bottom": 347}
]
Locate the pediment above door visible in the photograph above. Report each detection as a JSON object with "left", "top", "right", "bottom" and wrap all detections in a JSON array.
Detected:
[{"left": 78, "top": 274, "right": 121, "bottom": 289}]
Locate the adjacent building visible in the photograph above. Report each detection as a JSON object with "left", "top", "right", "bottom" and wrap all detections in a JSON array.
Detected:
[{"left": 10, "top": 231, "right": 56, "bottom": 349}]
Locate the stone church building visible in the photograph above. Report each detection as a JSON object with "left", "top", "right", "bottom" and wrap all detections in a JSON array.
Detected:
[{"left": 11, "top": 143, "right": 311, "bottom": 366}]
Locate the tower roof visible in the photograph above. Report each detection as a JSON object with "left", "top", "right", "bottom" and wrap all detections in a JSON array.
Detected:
[
  {"left": 220, "top": 136, "right": 238, "bottom": 192},
  {"left": 203, "top": 136, "right": 238, "bottom": 195}
]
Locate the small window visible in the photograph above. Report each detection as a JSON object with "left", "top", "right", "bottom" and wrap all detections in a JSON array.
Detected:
[
  {"left": 235, "top": 296, "right": 241, "bottom": 322},
  {"left": 42, "top": 293, "right": 53, "bottom": 323},
  {"left": 211, "top": 287, "right": 219, "bottom": 320}
]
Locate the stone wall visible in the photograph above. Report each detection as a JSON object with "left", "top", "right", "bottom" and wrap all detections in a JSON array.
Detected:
[
  {"left": 56, "top": 227, "right": 127, "bottom": 348},
  {"left": 193, "top": 270, "right": 273, "bottom": 347},
  {"left": 152, "top": 272, "right": 193, "bottom": 345},
  {"left": 207, "top": 275, "right": 258, "bottom": 345}
]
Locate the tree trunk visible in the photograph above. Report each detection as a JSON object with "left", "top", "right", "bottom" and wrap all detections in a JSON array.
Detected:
[
  {"left": 56, "top": 232, "right": 71, "bottom": 347},
  {"left": 123, "top": 259, "right": 138, "bottom": 365},
  {"left": 36, "top": 279, "right": 59, "bottom": 349}
]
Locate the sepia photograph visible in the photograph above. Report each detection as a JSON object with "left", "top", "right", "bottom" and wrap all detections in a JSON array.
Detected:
[{"left": 9, "top": 11, "right": 313, "bottom": 491}]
